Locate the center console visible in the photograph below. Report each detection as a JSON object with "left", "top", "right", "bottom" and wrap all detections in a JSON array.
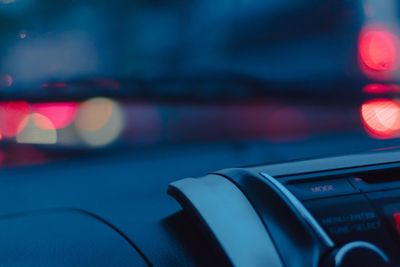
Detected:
[
  {"left": 285, "top": 168, "right": 400, "bottom": 265},
  {"left": 169, "top": 151, "right": 400, "bottom": 267}
]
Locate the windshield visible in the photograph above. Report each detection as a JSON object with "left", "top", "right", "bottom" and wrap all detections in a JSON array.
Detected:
[{"left": 0, "top": 0, "right": 398, "bottom": 167}]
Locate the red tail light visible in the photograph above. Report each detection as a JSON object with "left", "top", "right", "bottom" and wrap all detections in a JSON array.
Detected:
[
  {"left": 359, "top": 30, "right": 398, "bottom": 72},
  {"left": 361, "top": 98, "right": 400, "bottom": 139}
]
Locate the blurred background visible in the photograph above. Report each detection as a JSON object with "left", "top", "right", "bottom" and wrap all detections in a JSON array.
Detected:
[{"left": 0, "top": 0, "right": 399, "bottom": 168}]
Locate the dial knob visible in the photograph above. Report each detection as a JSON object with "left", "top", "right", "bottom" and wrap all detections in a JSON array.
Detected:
[{"left": 323, "top": 241, "right": 391, "bottom": 267}]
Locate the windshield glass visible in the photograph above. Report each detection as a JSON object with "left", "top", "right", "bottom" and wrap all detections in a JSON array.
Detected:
[{"left": 0, "top": 0, "right": 399, "bottom": 167}]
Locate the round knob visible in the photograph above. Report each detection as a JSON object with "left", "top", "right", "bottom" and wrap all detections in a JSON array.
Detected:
[{"left": 323, "top": 241, "right": 391, "bottom": 267}]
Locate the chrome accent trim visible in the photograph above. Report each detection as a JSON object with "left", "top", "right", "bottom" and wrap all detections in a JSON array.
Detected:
[{"left": 260, "top": 172, "right": 334, "bottom": 248}]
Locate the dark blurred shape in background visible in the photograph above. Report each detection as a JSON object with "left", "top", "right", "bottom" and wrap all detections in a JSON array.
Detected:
[{"left": 0, "top": 0, "right": 366, "bottom": 89}]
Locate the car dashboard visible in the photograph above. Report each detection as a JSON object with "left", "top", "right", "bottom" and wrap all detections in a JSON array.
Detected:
[{"left": 1, "top": 148, "right": 400, "bottom": 266}]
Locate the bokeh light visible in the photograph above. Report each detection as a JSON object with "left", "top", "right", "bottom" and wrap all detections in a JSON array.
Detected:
[
  {"left": 0, "top": 101, "right": 29, "bottom": 137},
  {"left": 359, "top": 29, "right": 398, "bottom": 72},
  {"left": 361, "top": 99, "right": 400, "bottom": 139},
  {"left": 0, "top": 74, "right": 13, "bottom": 88},
  {"left": 16, "top": 113, "right": 57, "bottom": 144},
  {"left": 363, "top": 83, "right": 400, "bottom": 94},
  {"left": 32, "top": 102, "right": 78, "bottom": 130},
  {"left": 75, "top": 97, "right": 123, "bottom": 146},
  {"left": 18, "top": 31, "right": 27, "bottom": 39}
]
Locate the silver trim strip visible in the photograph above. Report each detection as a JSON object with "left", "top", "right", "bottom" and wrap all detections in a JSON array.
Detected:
[{"left": 260, "top": 172, "right": 334, "bottom": 248}]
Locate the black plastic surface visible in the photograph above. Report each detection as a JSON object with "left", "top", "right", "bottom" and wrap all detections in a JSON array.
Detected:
[
  {"left": 0, "top": 210, "right": 147, "bottom": 267},
  {"left": 0, "top": 147, "right": 235, "bottom": 267},
  {"left": 2, "top": 148, "right": 400, "bottom": 266}
]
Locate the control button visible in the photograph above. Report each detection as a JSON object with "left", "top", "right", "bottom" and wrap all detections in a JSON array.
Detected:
[
  {"left": 365, "top": 189, "right": 400, "bottom": 265},
  {"left": 306, "top": 194, "right": 400, "bottom": 265},
  {"left": 287, "top": 179, "right": 358, "bottom": 200},
  {"left": 323, "top": 241, "right": 391, "bottom": 267},
  {"left": 393, "top": 213, "right": 400, "bottom": 235},
  {"left": 305, "top": 195, "right": 384, "bottom": 243}
]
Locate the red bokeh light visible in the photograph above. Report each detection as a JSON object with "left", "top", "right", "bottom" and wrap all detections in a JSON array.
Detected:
[
  {"left": 361, "top": 99, "right": 400, "bottom": 139},
  {"left": 359, "top": 30, "right": 398, "bottom": 72},
  {"left": 32, "top": 102, "right": 79, "bottom": 130},
  {"left": 394, "top": 213, "right": 400, "bottom": 235},
  {"left": 363, "top": 84, "right": 400, "bottom": 94},
  {"left": 0, "top": 101, "right": 30, "bottom": 137}
]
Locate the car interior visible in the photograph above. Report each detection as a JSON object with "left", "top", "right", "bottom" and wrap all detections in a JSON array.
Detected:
[{"left": 1, "top": 0, "right": 400, "bottom": 266}]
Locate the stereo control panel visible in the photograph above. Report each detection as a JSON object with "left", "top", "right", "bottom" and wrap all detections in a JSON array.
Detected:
[{"left": 282, "top": 168, "right": 400, "bottom": 264}]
